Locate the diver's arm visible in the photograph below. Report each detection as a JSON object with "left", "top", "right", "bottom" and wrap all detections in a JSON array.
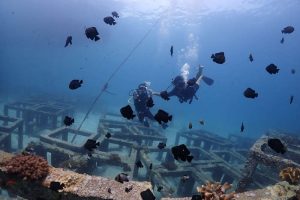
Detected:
[{"left": 152, "top": 91, "right": 161, "bottom": 96}]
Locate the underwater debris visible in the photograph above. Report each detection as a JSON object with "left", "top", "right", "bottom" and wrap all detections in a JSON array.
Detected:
[
  {"left": 3, "top": 154, "right": 49, "bottom": 180},
  {"left": 197, "top": 181, "right": 235, "bottom": 200},
  {"left": 279, "top": 167, "right": 300, "bottom": 185}
]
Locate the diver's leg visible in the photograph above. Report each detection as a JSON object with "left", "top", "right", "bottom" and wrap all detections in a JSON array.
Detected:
[{"left": 195, "top": 65, "right": 204, "bottom": 80}]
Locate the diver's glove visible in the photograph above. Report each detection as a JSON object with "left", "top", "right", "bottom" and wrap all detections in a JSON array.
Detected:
[{"left": 160, "top": 91, "right": 170, "bottom": 101}]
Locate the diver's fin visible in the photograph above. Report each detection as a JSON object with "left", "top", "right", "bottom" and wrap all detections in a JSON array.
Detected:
[{"left": 202, "top": 76, "right": 214, "bottom": 86}]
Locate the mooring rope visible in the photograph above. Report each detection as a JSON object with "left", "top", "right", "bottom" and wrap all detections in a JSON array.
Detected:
[{"left": 71, "top": 13, "right": 163, "bottom": 143}]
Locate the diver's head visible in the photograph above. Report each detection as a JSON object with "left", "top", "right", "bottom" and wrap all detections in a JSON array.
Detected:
[{"left": 172, "top": 75, "right": 185, "bottom": 89}]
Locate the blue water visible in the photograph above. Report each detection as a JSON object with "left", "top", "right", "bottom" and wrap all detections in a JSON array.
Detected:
[{"left": 1, "top": 0, "right": 300, "bottom": 140}]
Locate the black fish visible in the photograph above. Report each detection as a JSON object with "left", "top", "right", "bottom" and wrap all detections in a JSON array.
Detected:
[
  {"left": 112, "top": 11, "right": 119, "bottom": 18},
  {"left": 140, "top": 189, "right": 156, "bottom": 200},
  {"left": 135, "top": 160, "right": 144, "bottom": 168},
  {"left": 157, "top": 142, "right": 166, "bottom": 149},
  {"left": 171, "top": 144, "right": 193, "bottom": 162},
  {"left": 243, "top": 88, "right": 258, "bottom": 99},
  {"left": 49, "top": 181, "right": 65, "bottom": 192},
  {"left": 266, "top": 64, "right": 280, "bottom": 74},
  {"left": 291, "top": 69, "right": 296, "bottom": 74},
  {"left": 211, "top": 52, "right": 225, "bottom": 64},
  {"left": 249, "top": 53, "right": 253, "bottom": 62},
  {"left": 280, "top": 37, "right": 284, "bottom": 44},
  {"left": 281, "top": 26, "right": 294, "bottom": 34},
  {"left": 69, "top": 80, "right": 83, "bottom": 90},
  {"left": 120, "top": 105, "right": 136, "bottom": 120},
  {"left": 290, "top": 95, "right": 294, "bottom": 104},
  {"left": 85, "top": 27, "right": 100, "bottom": 41},
  {"left": 146, "top": 97, "right": 154, "bottom": 108},
  {"left": 115, "top": 173, "right": 129, "bottom": 183},
  {"left": 108, "top": 188, "right": 112, "bottom": 193},
  {"left": 64, "top": 36, "right": 72, "bottom": 47},
  {"left": 170, "top": 45, "right": 173, "bottom": 56},
  {"left": 157, "top": 185, "right": 163, "bottom": 192},
  {"left": 105, "top": 132, "right": 112, "bottom": 139},
  {"left": 125, "top": 185, "right": 133, "bottom": 193},
  {"left": 104, "top": 16, "right": 116, "bottom": 25},
  {"left": 191, "top": 195, "right": 202, "bottom": 200},
  {"left": 63, "top": 116, "right": 74, "bottom": 126},
  {"left": 240, "top": 122, "right": 244, "bottom": 132},
  {"left": 84, "top": 139, "right": 100, "bottom": 151},
  {"left": 268, "top": 138, "right": 287, "bottom": 154},
  {"left": 154, "top": 109, "right": 172, "bottom": 124},
  {"left": 149, "top": 163, "right": 152, "bottom": 170},
  {"left": 188, "top": 122, "right": 192, "bottom": 129}
]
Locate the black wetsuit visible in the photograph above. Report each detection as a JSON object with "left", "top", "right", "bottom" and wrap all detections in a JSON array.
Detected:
[
  {"left": 167, "top": 77, "right": 199, "bottom": 104},
  {"left": 133, "top": 87, "right": 154, "bottom": 126}
]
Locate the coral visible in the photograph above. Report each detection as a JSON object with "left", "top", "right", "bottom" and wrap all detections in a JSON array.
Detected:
[
  {"left": 4, "top": 154, "right": 49, "bottom": 180},
  {"left": 279, "top": 167, "right": 300, "bottom": 185},
  {"left": 268, "top": 181, "right": 300, "bottom": 199},
  {"left": 197, "top": 181, "right": 235, "bottom": 200}
]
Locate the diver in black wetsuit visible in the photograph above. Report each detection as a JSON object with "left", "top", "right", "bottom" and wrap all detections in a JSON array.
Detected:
[
  {"left": 160, "top": 66, "right": 214, "bottom": 104},
  {"left": 131, "top": 82, "right": 156, "bottom": 127}
]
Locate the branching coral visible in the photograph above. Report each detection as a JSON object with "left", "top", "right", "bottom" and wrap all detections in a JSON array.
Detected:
[
  {"left": 4, "top": 154, "right": 49, "bottom": 180},
  {"left": 197, "top": 181, "right": 235, "bottom": 200},
  {"left": 279, "top": 167, "right": 300, "bottom": 185}
]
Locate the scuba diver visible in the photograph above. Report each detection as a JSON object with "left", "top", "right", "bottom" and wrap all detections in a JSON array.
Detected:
[
  {"left": 160, "top": 65, "right": 214, "bottom": 104},
  {"left": 129, "top": 82, "right": 159, "bottom": 127}
]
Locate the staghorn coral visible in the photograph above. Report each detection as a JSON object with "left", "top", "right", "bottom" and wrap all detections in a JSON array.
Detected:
[
  {"left": 4, "top": 154, "right": 49, "bottom": 180},
  {"left": 279, "top": 167, "right": 300, "bottom": 185},
  {"left": 197, "top": 181, "right": 235, "bottom": 200}
]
